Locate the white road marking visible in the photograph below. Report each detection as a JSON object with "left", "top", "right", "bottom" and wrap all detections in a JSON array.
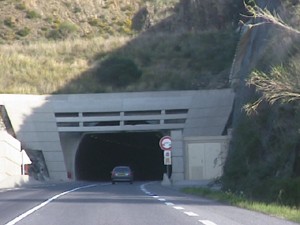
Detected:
[
  {"left": 0, "top": 188, "right": 15, "bottom": 193},
  {"left": 199, "top": 220, "right": 217, "bottom": 225},
  {"left": 184, "top": 212, "right": 199, "bottom": 217},
  {"left": 165, "top": 202, "right": 174, "bottom": 206},
  {"left": 140, "top": 183, "right": 217, "bottom": 225},
  {"left": 5, "top": 183, "right": 98, "bottom": 225},
  {"left": 173, "top": 206, "right": 184, "bottom": 210}
]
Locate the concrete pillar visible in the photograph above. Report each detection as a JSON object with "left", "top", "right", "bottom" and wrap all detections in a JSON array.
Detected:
[
  {"left": 59, "top": 132, "right": 82, "bottom": 180},
  {"left": 170, "top": 130, "right": 184, "bottom": 181}
]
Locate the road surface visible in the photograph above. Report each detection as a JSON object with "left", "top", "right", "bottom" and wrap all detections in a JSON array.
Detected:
[{"left": 0, "top": 181, "right": 298, "bottom": 225}]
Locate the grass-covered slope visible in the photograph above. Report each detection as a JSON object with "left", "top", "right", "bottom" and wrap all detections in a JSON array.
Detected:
[{"left": 0, "top": 0, "right": 239, "bottom": 94}]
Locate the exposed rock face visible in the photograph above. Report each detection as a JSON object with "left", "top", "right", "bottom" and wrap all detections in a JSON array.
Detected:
[
  {"left": 145, "top": 0, "right": 234, "bottom": 33},
  {"left": 230, "top": 0, "right": 286, "bottom": 124}
]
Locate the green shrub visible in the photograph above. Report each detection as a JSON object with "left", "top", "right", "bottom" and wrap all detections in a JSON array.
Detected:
[
  {"left": 16, "top": 27, "right": 30, "bottom": 37},
  {"left": 88, "top": 18, "right": 100, "bottom": 26},
  {"left": 96, "top": 56, "right": 142, "bottom": 87},
  {"left": 46, "top": 29, "right": 61, "bottom": 40},
  {"left": 59, "top": 21, "right": 78, "bottom": 35},
  {"left": 46, "top": 21, "right": 78, "bottom": 40},
  {"left": 73, "top": 6, "right": 81, "bottom": 13},
  {"left": 15, "top": 3, "right": 26, "bottom": 10},
  {"left": 63, "top": 2, "right": 72, "bottom": 8},
  {"left": 44, "top": 17, "right": 54, "bottom": 23},
  {"left": 26, "top": 10, "right": 41, "bottom": 19},
  {"left": 248, "top": 178, "right": 300, "bottom": 207},
  {"left": 4, "top": 17, "right": 16, "bottom": 28}
]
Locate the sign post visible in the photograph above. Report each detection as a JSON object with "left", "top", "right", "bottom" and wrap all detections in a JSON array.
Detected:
[{"left": 159, "top": 136, "right": 172, "bottom": 178}]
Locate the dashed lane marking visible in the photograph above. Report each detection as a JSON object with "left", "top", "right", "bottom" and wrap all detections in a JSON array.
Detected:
[
  {"left": 173, "top": 206, "right": 185, "bottom": 210},
  {"left": 140, "top": 183, "right": 218, "bottom": 225},
  {"left": 165, "top": 202, "right": 174, "bottom": 206},
  {"left": 184, "top": 212, "right": 199, "bottom": 217},
  {"left": 199, "top": 220, "right": 217, "bottom": 225}
]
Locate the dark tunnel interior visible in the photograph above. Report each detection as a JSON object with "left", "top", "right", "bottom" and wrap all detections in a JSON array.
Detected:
[{"left": 75, "top": 132, "right": 168, "bottom": 181}]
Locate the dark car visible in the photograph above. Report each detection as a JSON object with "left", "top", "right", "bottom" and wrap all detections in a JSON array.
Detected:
[{"left": 111, "top": 166, "right": 133, "bottom": 184}]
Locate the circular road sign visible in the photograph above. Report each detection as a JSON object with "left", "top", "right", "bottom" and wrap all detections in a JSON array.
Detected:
[{"left": 159, "top": 136, "right": 172, "bottom": 150}]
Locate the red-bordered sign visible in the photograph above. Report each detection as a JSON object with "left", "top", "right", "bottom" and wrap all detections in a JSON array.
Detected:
[{"left": 159, "top": 136, "right": 172, "bottom": 150}]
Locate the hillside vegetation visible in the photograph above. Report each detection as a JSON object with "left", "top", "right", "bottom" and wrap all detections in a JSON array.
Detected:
[{"left": 0, "top": 0, "right": 239, "bottom": 94}]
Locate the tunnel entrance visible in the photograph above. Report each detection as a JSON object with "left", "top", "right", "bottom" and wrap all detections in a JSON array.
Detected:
[{"left": 75, "top": 132, "right": 166, "bottom": 181}]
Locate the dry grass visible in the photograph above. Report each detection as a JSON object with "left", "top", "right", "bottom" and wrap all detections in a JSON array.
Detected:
[
  {"left": 183, "top": 187, "right": 300, "bottom": 223},
  {"left": 0, "top": 28, "right": 237, "bottom": 94},
  {"left": 0, "top": 0, "right": 238, "bottom": 94},
  {"left": 0, "top": 36, "right": 131, "bottom": 94}
]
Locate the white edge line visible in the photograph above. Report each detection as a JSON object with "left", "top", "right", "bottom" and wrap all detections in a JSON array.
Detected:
[{"left": 5, "top": 184, "right": 98, "bottom": 225}]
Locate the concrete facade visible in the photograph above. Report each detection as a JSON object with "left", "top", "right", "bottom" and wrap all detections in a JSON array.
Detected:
[{"left": 0, "top": 89, "right": 234, "bottom": 182}]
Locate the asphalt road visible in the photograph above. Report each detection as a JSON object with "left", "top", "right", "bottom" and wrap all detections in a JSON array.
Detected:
[{"left": 0, "top": 181, "right": 298, "bottom": 225}]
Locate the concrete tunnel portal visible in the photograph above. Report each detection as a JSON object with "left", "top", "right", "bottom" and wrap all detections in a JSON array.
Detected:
[
  {"left": 1, "top": 90, "right": 234, "bottom": 181},
  {"left": 75, "top": 132, "right": 167, "bottom": 181}
]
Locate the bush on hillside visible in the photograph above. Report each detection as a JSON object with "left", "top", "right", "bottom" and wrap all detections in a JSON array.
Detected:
[
  {"left": 26, "top": 10, "right": 41, "bottom": 19},
  {"left": 4, "top": 17, "right": 16, "bottom": 28},
  {"left": 16, "top": 27, "right": 30, "bottom": 37},
  {"left": 95, "top": 56, "right": 142, "bottom": 87},
  {"left": 46, "top": 21, "right": 78, "bottom": 40}
]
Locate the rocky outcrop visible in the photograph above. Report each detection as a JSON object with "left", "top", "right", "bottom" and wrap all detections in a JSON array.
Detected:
[
  {"left": 229, "top": 0, "right": 295, "bottom": 123},
  {"left": 135, "top": 0, "right": 235, "bottom": 33}
]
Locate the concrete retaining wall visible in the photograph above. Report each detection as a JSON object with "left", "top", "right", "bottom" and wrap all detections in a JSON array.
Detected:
[{"left": 0, "top": 131, "right": 22, "bottom": 182}]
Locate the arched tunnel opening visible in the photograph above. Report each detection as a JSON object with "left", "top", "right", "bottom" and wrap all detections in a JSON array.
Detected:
[{"left": 75, "top": 132, "right": 168, "bottom": 181}]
